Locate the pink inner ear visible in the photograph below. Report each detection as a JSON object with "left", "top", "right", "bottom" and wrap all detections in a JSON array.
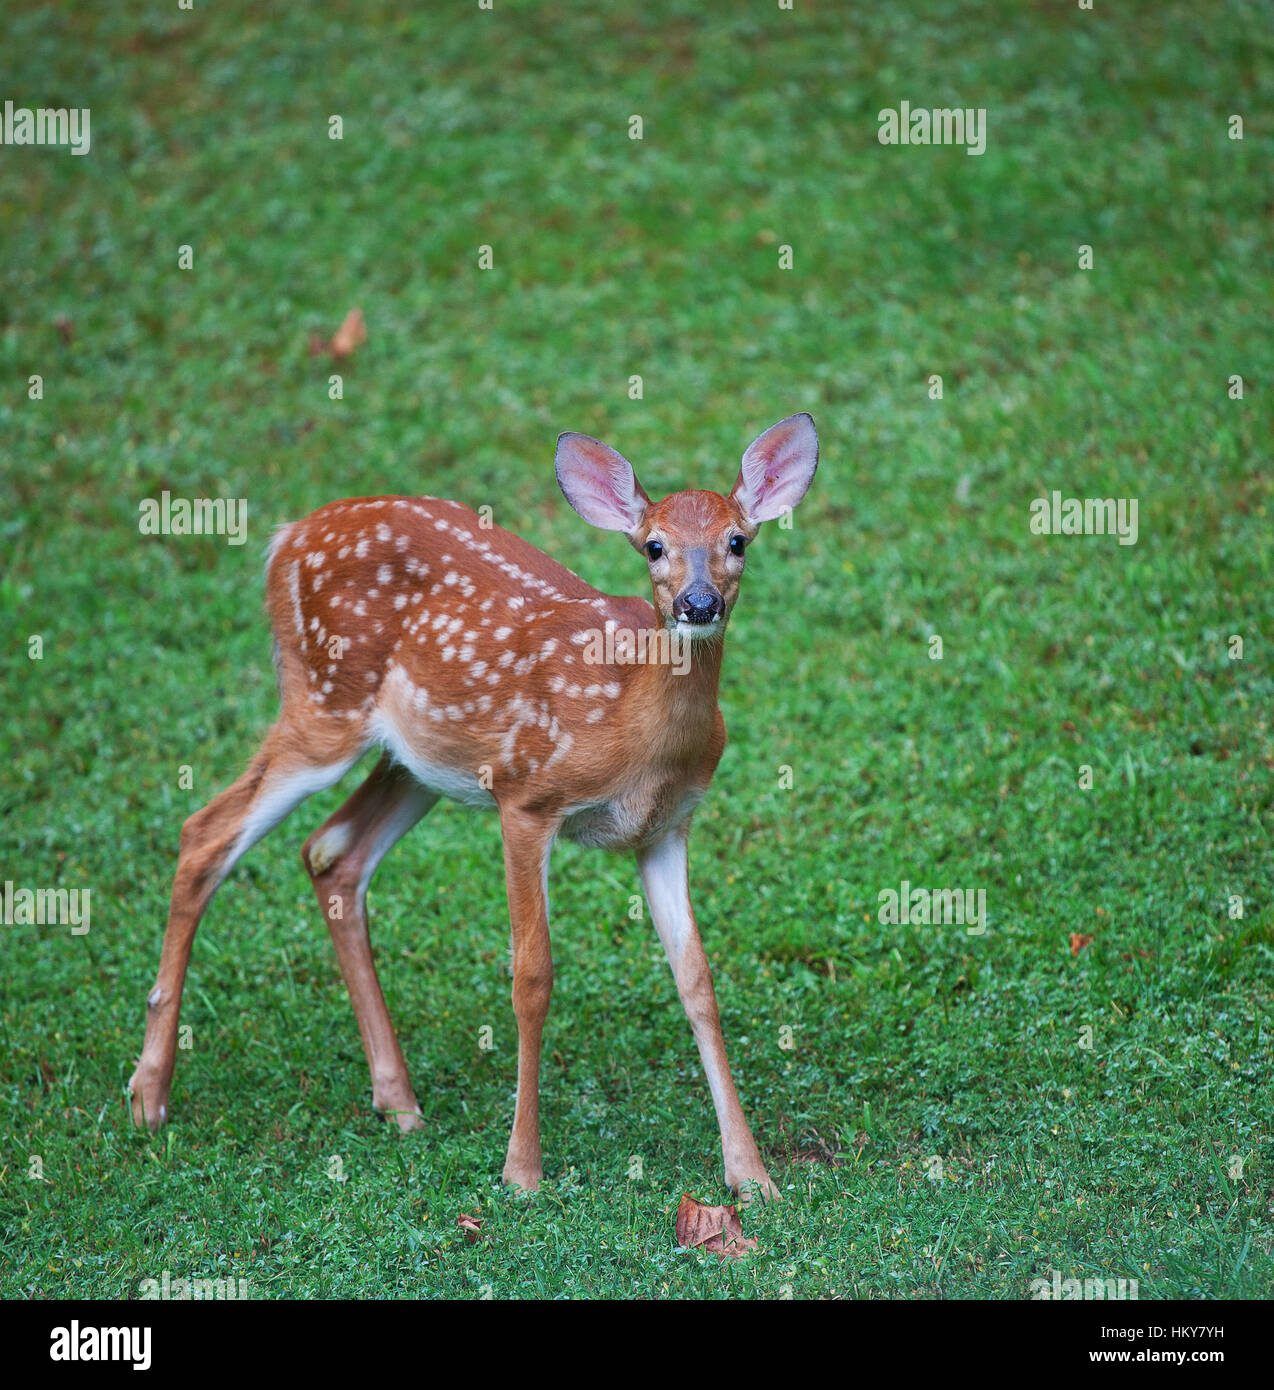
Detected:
[
  {"left": 556, "top": 434, "right": 648, "bottom": 531},
  {"left": 582, "top": 458, "right": 631, "bottom": 509},
  {"left": 737, "top": 414, "right": 818, "bottom": 522}
]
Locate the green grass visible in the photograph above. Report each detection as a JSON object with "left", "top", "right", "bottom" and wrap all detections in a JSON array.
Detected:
[{"left": 2, "top": 0, "right": 1272, "bottom": 1299}]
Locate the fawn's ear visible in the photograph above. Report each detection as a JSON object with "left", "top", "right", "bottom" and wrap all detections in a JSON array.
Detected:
[
  {"left": 730, "top": 413, "right": 819, "bottom": 526},
  {"left": 555, "top": 433, "right": 651, "bottom": 535}
]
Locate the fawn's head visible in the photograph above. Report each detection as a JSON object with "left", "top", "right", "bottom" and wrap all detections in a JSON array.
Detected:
[{"left": 555, "top": 414, "right": 818, "bottom": 640}]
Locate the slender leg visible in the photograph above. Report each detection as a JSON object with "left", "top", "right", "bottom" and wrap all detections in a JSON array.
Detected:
[
  {"left": 497, "top": 806, "right": 558, "bottom": 1192},
  {"left": 636, "top": 827, "right": 779, "bottom": 1201},
  {"left": 129, "top": 722, "right": 361, "bottom": 1130},
  {"left": 301, "top": 754, "right": 437, "bottom": 1131}
]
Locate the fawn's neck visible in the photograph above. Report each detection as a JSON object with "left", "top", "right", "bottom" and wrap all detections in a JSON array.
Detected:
[{"left": 626, "top": 629, "right": 724, "bottom": 760}]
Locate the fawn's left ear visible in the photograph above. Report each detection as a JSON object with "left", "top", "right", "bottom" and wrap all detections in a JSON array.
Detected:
[
  {"left": 730, "top": 413, "right": 819, "bottom": 526},
  {"left": 555, "top": 432, "right": 651, "bottom": 536}
]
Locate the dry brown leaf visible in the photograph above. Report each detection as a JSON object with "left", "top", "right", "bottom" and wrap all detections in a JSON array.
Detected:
[
  {"left": 456, "top": 1212, "right": 484, "bottom": 1244},
  {"left": 328, "top": 307, "right": 366, "bottom": 359},
  {"left": 310, "top": 307, "right": 366, "bottom": 360},
  {"left": 1070, "top": 932, "right": 1094, "bottom": 957},
  {"left": 674, "top": 1193, "right": 757, "bottom": 1260}
]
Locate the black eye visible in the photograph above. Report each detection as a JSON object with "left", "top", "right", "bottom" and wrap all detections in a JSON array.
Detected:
[
  {"left": 645, "top": 540, "right": 664, "bottom": 561},
  {"left": 729, "top": 535, "right": 746, "bottom": 557}
]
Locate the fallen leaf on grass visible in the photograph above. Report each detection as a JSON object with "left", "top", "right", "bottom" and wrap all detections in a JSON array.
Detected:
[
  {"left": 456, "top": 1212, "right": 484, "bottom": 1244},
  {"left": 1070, "top": 932, "right": 1094, "bottom": 957},
  {"left": 309, "top": 307, "right": 366, "bottom": 360},
  {"left": 674, "top": 1193, "right": 757, "bottom": 1260}
]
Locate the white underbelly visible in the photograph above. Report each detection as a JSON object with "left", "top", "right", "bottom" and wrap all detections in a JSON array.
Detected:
[{"left": 368, "top": 708, "right": 496, "bottom": 808}]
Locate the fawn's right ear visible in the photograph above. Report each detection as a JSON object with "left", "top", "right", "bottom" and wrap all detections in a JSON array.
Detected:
[{"left": 555, "top": 433, "right": 651, "bottom": 535}]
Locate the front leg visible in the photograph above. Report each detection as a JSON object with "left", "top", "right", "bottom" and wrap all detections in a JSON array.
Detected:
[
  {"left": 636, "top": 828, "right": 779, "bottom": 1201},
  {"left": 497, "top": 806, "right": 558, "bottom": 1193}
]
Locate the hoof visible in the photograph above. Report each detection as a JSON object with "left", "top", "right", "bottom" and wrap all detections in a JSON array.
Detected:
[
  {"left": 374, "top": 1104, "right": 425, "bottom": 1134},
  {"left": 502, "top": 1165, "right": 542, "bottom": 1194},
  {"left": 727, "top": 1170, "right": 781, "bottom": 1203},
  {"left": 126, "top": 1067, "right": 169, "bottom": 1132},
  {"left": 372, "top": 1082, "right": 424, "bottom": 1133}
]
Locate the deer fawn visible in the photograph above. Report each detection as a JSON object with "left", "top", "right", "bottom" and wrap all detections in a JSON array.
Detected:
[{"left": 128, "top": 413, "right": 818, "bottom": 1199}]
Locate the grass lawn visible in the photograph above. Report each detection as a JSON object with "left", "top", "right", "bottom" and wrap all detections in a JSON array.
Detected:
[{"left": 1, "top": 0, "right": 1271, "bottom": 1299}]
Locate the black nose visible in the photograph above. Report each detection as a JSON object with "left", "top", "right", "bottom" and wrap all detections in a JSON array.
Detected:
[{"left": 677, "top": 588, "right": 722, "bottom": 624}]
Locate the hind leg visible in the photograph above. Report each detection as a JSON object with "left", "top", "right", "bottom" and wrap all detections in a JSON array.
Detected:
[
  {"left": 302, "top": 754, "right": 437, "bottom": 1131},
  {"left": 129, "top": 722, "right": 362, "bottom": 1130}
]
